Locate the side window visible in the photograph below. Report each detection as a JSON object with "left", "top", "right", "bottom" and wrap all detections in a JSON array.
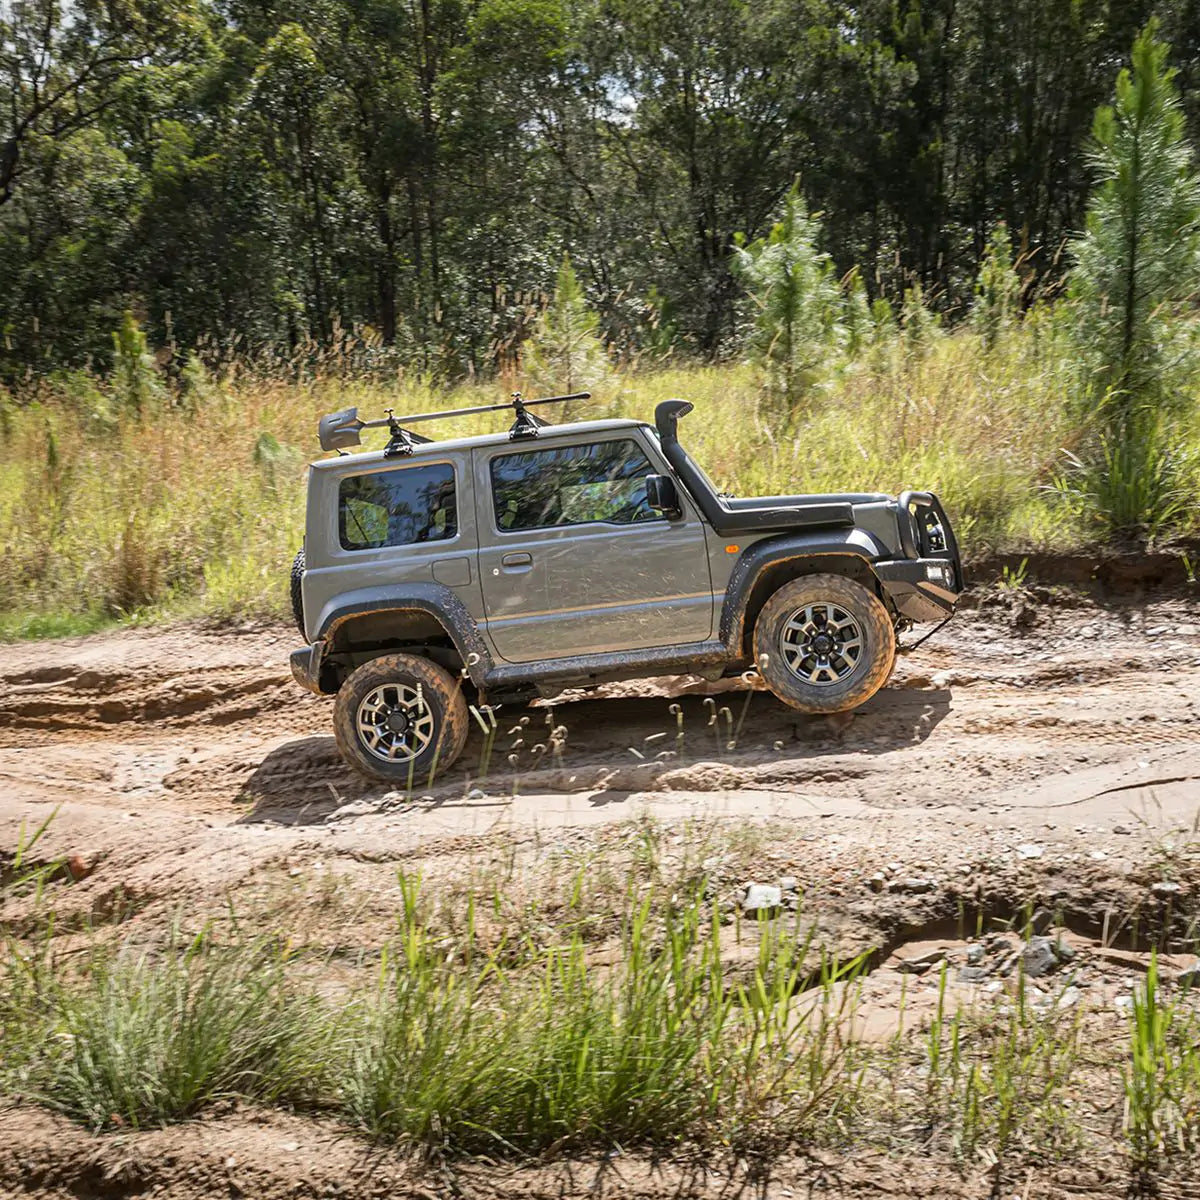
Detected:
[
  {"left": 490, "top": 439, "right": 659, "bottom": 531},
  {"left": 338, "top": 463, "right": 457, "bottom": 551}
]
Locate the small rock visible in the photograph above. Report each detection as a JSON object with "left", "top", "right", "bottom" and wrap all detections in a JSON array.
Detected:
[
  {"left": 65, "top": 854, "right": 95, "bottom": 882},
  {"left": 1152, "top": 880, "right": 1182, "bottom": 898},
  {"left": 325, "top": 800, "right": 375, "bottom": 821},
  {"left": 1056, "top": 986, "right": 1081, "bottom": 1009},
  {"left": 779, "top": 875, "right": 799, "bottom": 893},
  {"left": 889, "top": 877, "right": 937, "bottom": 894},
  {"left": 966, "top": 944, "right": 986, "bottom": 965},
  {"left": 1030, "top": 908, "right": 1054, "bottom": 935},
  {"left": 958, "top": 966, "right": 990, "bottom": 983},
  {"left": 868, "top": 873, "right": 886, "bottom": 893},
  {"left": 1176, "top": 964, "right": 1200, "bottom": 988},
  {"left": 1113, "top": 824, "right": 1132, "bottom": 835},
  {"left": 897, "top": 949, "right": 946, "bottom": 975},
  {"left": 465, "top": 787, "right": 490, "bottom": 801},
  {"left": 1022, "top": 937, "right": 1059, "bottom": 979},
  {"left": 742, "top": 884, "right": 783, "bottom": 917},
  {"left": 1053, "top": 940, "right": 1076, "bottom": 963},
  {"left": 1017, "top": 843, "right": 1044, "bottom": 860}
]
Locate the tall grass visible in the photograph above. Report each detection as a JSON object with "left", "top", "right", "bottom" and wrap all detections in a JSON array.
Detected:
[
  {"left": 1123, "top": 952, "right": 1200, "bottom": 1168},
  {"left": 14, "top": 936, "right": 325, "bottom": 1129},
  {"left": 1, "top": 316, "right": 1170, "bottom": 635},
  {"left": 917, "top": 966, "right": 1082, "bottom": 1168},
  {"left": 7, "top": 872, "right": 1200, "bottom": 1183},
  {"left": 0, "top": 877, "right": 865, "bottom": 1152}
]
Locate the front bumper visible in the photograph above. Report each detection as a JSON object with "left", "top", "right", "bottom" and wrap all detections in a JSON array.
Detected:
[
  {"left": 289, "top": 642, "right": 326, "bottom": 694},
  {"left": 875, "top": 558, "right": 961, "bottom": 623},
  {"left": 875, "top": 490, "right": 963, "bottom": 623}
]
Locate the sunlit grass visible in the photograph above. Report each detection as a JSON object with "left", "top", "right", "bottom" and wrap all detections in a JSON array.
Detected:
[{"left": 0, "top": 319, "right": 1189, "bottom": 635}]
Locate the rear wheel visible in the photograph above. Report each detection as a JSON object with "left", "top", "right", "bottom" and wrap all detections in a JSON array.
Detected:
[
  {"left": 333, "top": 653, "right": 469, "bottom": 784},
  {"left": 753, "top": 574, "right": 895, "bottom": 714}
]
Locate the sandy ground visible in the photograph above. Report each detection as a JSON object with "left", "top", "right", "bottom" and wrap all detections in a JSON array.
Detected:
[{"left": 3, "top": 586, "right": 1200, "bottom": 1196}]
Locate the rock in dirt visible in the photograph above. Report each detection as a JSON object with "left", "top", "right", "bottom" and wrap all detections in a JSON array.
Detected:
[
  {"left": 65, "top": 854, "right": 95, "bottom": 881},
  {"left": 1030, "top": 907, "right": 1054, "bottom": 935},
  {"left": 1022, "top": 937, "right": 1059, "bottom": 979},
  {"left": 324, "top": 800, "right": 376, "bottom": 822},
  {"left": 888, "top": 877, "right": 937, "bottom": 894},
  {"left": 959, "top": 966, "right": 990, "bottom": 983},
  {"left": 1152, "top": 880, "right": 1183, "bottom": 898},
  {"left": 742, "top": 884, "right": 782, "bottom": 917},
  {"left": 966, "top": 944, "right": 986, "bottom": 965},
  {"left": 897, "top": 949, "right": 946, "bottom": 975},
  {"left": 1175, "top": 964, "right": 1200, "bottom": 988}
]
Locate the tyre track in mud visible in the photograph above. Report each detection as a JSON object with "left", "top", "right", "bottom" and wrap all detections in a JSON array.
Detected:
[
  {"left": 1, "top": 596, "right": 1200, "bottom": 933},
  {"left": 1, "top": 601, "right": 1198, "bottom": 812}
]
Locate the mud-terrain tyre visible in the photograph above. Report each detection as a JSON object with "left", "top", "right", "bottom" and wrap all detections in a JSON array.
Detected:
[
  {"left": 290, "top": 548, "right": 306, "bottom": 638},
  {"left": 753, "top": 574, "right": 896, "bottom": 714},
  {"left": 333, "top": 653, "right": 469, "bottom": 784}
]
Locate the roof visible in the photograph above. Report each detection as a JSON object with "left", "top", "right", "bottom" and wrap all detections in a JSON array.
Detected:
[{"left": 308, "top": 417, "right": 652, "bottom": 471}]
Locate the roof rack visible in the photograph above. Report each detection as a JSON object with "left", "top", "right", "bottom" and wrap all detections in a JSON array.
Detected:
[{"left": 317, "top": 391, "right": 592, "bottom": 457}]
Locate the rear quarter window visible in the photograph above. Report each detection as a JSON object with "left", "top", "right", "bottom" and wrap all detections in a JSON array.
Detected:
[{"left": 338, "top": 462, "right": 457, "bottom": 550}]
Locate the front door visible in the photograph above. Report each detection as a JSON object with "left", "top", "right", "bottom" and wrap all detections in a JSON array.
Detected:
[{"left": 474, "top": 432, "right": 714, "bottom": 664}]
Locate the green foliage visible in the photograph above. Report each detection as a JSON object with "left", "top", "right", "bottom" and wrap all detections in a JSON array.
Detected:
[
  {"left": 1, "top": 1, "right": 1198, "bottom": 378},
  {"left": 733, "top": 183, "right": 846, "bottom": 413},
  {"left": 842, "top": 268, "right": 874, "bottom": 358},
  {"left": 18, "top": 936, "right": 325, "bottom": 1129},
  {"left": 177, "top": 353, "right": 218, "bottom": 413},
  {"left": 1070, "top": 24, "right": 1200, "bottom": 414},
  {"left": 900, "top": 281, "right": 939, "bottom": 358},
  {"left": 523, "top": 255, "right": 611, "bottom": 397},
  {"left": 972, "top": 223, "right": 1022, "bottom": 350},
  {"left": 917, "top": 966, "right": 1081, "bottom": 1168},
  {"left": 112, "top": 312, "right": 164, "bottom": 416},
  {"left": 1062, "top": 24, "right": 1200, "bottom": 535}
]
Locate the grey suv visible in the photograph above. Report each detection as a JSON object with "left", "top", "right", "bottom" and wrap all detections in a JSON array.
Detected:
[{"left": 290, "top": 395, "right": 962, "bottom": 783}]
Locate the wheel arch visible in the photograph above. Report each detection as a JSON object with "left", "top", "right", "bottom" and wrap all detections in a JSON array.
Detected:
[
  {"left": 316, "top": 584, "right": 492, "bottom": 689},
  {"left": 721, "top": 533, "right": 889, "bottom": 659}
]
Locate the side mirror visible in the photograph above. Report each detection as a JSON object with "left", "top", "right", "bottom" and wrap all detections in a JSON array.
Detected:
[{"left": 645, "top": 474, "right": 682, "bottom": 519}]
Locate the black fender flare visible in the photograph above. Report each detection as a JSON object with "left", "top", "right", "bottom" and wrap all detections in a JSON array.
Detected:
[
  {"left": 720, "top": 530, "right": 890, "bottom": 654},
  {"left": 316, "top": 583, "right": 493, "bottom": 687}
]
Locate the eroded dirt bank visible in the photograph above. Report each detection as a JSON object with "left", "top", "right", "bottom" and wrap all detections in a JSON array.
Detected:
[{"left": 3, "top": 589, "right": 1200, "bottom": 1197}]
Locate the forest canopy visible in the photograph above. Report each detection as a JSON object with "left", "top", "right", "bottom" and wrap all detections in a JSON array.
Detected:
[{"left": 4, "top": 0, "right": 1200, "bottom": 382}]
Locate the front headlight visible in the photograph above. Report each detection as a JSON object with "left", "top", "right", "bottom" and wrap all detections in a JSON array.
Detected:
[{"left": 925, "top": 562, "right": 955, "bottom": 587}]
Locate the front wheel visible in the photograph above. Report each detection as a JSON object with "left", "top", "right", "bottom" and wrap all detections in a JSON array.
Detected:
[
  {"left": 752, "top": 574, "right": 896, "bottom": 714},
  {"left": 333, "top": 653, "right": 469, "bottom": 784}
]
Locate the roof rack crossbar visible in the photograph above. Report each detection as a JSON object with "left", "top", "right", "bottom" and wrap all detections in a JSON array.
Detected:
[{"left": 318, "top": 391, "right": 591, "bottom": 454}]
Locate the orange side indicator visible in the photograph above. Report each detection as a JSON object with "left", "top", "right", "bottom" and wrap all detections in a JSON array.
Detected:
[{"left": 725, "top": 544, "right": 740, "bottom": 554}]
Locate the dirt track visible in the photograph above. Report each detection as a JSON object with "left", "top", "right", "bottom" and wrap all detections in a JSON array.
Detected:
[
  {"left": 3, "top": 589, "right": 1199, "bottom": 868},
  {"left": 4, "top": 587, "right": 1200, "bottom": 1197}
]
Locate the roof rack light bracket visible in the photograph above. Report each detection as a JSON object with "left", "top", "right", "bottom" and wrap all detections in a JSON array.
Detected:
[
  {"left": 509, "top": 394, "right": 552, "bottom": 441},
  {"left": 383, "top": 411, "right": 433, "bottom": 458}
]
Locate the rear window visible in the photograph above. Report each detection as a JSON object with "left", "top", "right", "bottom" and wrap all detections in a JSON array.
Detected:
[{"left": 338, "top": 463, "right": 457, "bottom": 550}]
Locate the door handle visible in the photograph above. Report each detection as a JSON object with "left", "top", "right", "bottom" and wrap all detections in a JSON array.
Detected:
[{"left": 501, "top": 552, "right": 533, "bottom": 568}]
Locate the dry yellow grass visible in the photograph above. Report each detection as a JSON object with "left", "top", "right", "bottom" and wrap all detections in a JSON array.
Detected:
[{"left": 0, "top": 321, "right": 1175, "bottom": 637}]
